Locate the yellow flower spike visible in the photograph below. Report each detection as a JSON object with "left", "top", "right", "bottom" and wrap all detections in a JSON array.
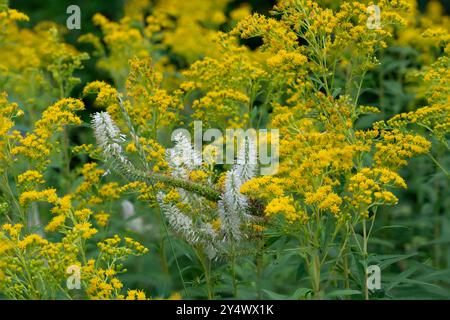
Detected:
[
  {"left": 11, "top": 99, "right": 85, "bottom": 161},
  {"left": 17, "top": 234, "right": 47, "bottom": 250},
  {"left": 19, "top": 189, "right": 58, "bottom": 207},
  {"left": 2, "top": 224, "right": 23, "bottom": 240},
  {"left": 93, "top": 212, "right": 110, "bottom": 227},
  {"left": 264, "top": 196, "right": 307, "bottom": 224},
  {"left": 17, "top": 170, "right": 45, "bottom": 186},
  {"left": 45, "top": 215, "right": 66, "bottom": 232}
]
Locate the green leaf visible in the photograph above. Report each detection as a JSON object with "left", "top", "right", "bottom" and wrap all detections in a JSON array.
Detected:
[
  {"left": 326, "top": 289, "right": 362, "bottom": 298},
  {"left": 262, "top": 289, "right": 289, "bottom": 300},
  {"left": 290, "top": 288, "right": 313, "bottom": 300},
  {"left": 369, "top": 253, "right": 417, "bottom": 269}
]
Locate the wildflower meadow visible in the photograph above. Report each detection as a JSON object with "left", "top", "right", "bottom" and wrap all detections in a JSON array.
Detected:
[{"left": 0, "top": 0, "right": 449, "bottom": 302}]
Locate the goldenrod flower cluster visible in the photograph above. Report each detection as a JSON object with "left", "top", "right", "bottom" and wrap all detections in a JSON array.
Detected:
[{"left": 0, "top": 0, "right": 449, "bottom": 300}]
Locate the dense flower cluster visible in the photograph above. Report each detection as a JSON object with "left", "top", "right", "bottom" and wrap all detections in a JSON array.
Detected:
[{"left": 0, "top": 0, "right": 449, "bottom": 300}]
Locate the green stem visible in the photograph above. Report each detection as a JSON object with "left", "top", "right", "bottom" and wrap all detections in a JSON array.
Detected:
[
  {"left": 160, "top": 210, "right": 189, "bottom": 298},
  {"left": 428, "top": 153, "right": 449, "bottom": 176},
  {"left": 139, "top": 171, "right": 222, "bottom": 202},
  {"left": 62, "top": 127, "right": 71, "bottom": 191},
  {"left": 155, "top": 212, "right": 172, "bottom": 280},
  {"left": 363, "top": 219, "right": 369, "bottom": 300},
  {"left": 311, "top": 251, "right": 321, "bottom": 299},
  {"left": 343, "top": 252, "right": 350, "bottom": 290},
  {"left": 231, "top": 243, "right": 238, "bottom": 298},
  {"left": 255, "top": 252, "right": 263, "bottom": 300},
  {"left": 196, "top": 249, "right": 213, "bottom": 299}
]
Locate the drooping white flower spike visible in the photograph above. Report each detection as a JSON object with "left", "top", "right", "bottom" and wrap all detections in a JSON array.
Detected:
[
  {"left": 166, "top": 132, "right": 202, "bottom": 179},
  {"left": 91, "top": 111, "right": 135, "bottom": 175},
  {"left": 219, "top": 136, "right": 258, "bottom": 240},
  {"left": 157, "top": 192, "right": 217, "bottom": 258},
  {"left": 235, "top": 134, "right": 258, "bottom": 183},
  {"left": 92, "top": 112, "right": 125, "bottom": 154}
]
